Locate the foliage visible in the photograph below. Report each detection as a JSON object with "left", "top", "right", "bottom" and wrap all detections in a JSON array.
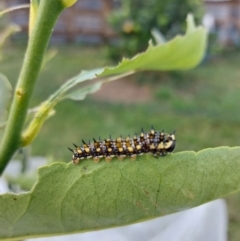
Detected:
[
  {"left": 4, "top": 0, "right": 239, "bottom": 240},
  {"left": 108, "top": 0, "right": 203, "bottom": 61},
  {"left": 2, "top": 46, "right": 240, "bottom": 241},
  {"left": 1, "top": 147, "right": 240, "bottom": 240}
]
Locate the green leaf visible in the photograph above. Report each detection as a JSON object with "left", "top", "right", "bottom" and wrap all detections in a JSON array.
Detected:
[
  {"left": 0, "top": 73, "right": 12, "bottom": 127},
  {"left": 62, "top": 82, "right": 102, "bottom": 101},
  {"left": 60, "top": 72, "right": 131, "bottom": 101},
  {"left": 52, "top": 68, "right": 105, "bottom": 102},
  {"left": 99, "top": 14, "right": 207, "bottom": 77},
  {"left": 1, "top": 147, "right": 240, "bottom": 240},
  {"left": 48, "top": 14, "right": 207, "bottom": 103}
]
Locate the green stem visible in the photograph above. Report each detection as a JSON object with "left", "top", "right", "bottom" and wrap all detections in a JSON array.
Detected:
[{"left": 0, "top": 0, "right": 64, "bottom": 175}]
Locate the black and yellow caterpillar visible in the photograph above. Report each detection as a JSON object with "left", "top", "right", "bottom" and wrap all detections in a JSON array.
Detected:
[{"left": 69, "top": 128, "right": 176, "bottom": 164}]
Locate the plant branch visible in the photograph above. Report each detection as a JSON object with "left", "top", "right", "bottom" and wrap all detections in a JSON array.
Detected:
[{"left": 0, "top": 0, "right": 65, "bottom": 175}]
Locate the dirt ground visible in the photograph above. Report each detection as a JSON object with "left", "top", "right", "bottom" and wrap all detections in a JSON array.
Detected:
[{"left": 92, "top": 78, "right": 152, "bottom": 103}]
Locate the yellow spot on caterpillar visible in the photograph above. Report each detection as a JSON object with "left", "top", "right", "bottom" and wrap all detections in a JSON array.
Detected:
[
  {"left": 157, "top": 143, "right": 164, "bottom": 150},
  {"left": 150, "top": 144, "right": 155, "bottom": 150},
  {"left": 128, "top": 146, "right": 133, "bottom": 152},
  {"left": 118, "top": 147, "right": 123, "bottom": 152},
  {"left": 136, "top": 145, "right": 141, "bottom": 150},
  {"left": 108, "top": 148, "right": 112, "bottom": 152},
  {"left": 126, "top": 142, "right": 131, "bottom": 147},
  {"left": 171, "top": 134, "right": 176, "bottom": 141},
  {"left": 164, "top": 140, "right": 173, "bottom": 149},
  {"left": 85, "top": 148, "right": 90, "bottom": 153},
  {"left": 96, "top": 148, "right": 101, "bottom": 152},
  {"left": 117, "top": 142, "right": 122, "bottom": 148}
]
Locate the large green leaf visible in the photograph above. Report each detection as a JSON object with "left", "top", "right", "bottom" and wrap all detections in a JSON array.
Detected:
[{"left": 1, "top": 147, "right": 240, "bottom": 240}]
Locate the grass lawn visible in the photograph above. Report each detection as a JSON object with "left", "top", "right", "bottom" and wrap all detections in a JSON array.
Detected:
[{"left": 1, "top": 45, "right": 240, "bottom": 240}]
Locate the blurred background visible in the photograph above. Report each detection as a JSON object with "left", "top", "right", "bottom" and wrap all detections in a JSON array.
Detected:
[{"left": 1, "top": 0, "right": 240, "bottom": 240}]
